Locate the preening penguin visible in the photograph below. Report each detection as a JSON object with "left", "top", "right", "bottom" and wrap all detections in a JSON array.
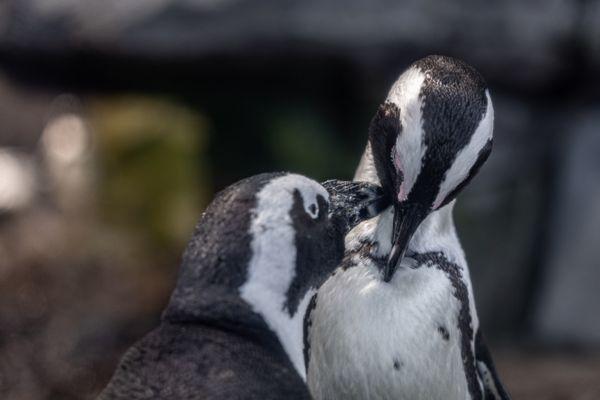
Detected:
[
  {"left": 97, "top": 172, "right": 386, "bottom": 400},
  {"left": 307, "top": 56, "right": 510, "bottom": 400}
]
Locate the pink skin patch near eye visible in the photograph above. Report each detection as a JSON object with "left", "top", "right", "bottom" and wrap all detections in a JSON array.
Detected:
[{"left": 392, "top": 147, "right": 407, "bottom": 202}]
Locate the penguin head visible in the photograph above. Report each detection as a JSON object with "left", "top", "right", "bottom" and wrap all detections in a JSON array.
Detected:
[
  {"left": 239, "top": 173, "right": 385, "bottom": 318},
  {"left": 165, "top": 172, "right": 385, "bottom": 375},
  {"left": 368, "top": 55, "right": 494, "bottom": 281},
  {"left": 234, "top": 173, "right": 384, "bottom": 375},
  {"left": 174, "top": 172, "right": 384, "bottom": 299}
]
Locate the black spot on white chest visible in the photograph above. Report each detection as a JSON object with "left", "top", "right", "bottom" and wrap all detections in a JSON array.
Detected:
[{"left": 437, "top": 325, "right": 450, "bottom": 341}]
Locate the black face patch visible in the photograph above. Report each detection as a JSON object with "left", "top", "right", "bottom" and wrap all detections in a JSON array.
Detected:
[
  {"left": 368, "top": 102, "right": 403, "bottom": 198},
  {"left": 410, "top": 251, "right": 482, "bottom": 400},
  {"left": 407, "top": 55, "right": 489, "bottom": 208},
  {"left": 285, "top": 191, "right": 336, "bottom": 316}
]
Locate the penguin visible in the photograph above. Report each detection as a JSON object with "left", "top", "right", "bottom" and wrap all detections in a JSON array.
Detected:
[
  {"left": 306, "top": 56, "right": 511, "bottom": 400},
  {"left": 97, "top": 172, "right": 387, "bottom": 400}
]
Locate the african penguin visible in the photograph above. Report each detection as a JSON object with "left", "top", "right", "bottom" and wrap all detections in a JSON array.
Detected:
[
  {"left": 306, "top": 56, "right": 511, "bottom": 400},
  {"left": 97, "top": 172, "right": 387, "bottom": 400}
]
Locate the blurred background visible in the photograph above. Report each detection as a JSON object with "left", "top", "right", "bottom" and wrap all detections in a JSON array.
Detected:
[{"left": 0, "top": 1, "right": 599, "bottom": 399}]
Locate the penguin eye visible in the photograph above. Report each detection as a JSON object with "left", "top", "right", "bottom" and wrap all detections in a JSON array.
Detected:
[
  {"left": 305, "top": 195, "right": 328, "bottom": 221},
  {"left": 307, "top": 203, "right": 319, "bottom": 219}
]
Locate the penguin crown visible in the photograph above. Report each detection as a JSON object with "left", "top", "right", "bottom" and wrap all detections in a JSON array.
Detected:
[{"left": 370, "top": 54, "right": 494, "bottom": 212}]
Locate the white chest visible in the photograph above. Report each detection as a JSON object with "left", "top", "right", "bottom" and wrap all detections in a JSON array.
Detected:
[{"left": 307, "top": 258, "right": 473, "bottom": 400}]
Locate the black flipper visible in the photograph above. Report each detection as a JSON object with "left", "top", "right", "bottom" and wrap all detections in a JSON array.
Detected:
[{"left": 474, "top": 329, "right": 512, "bottom": 400}]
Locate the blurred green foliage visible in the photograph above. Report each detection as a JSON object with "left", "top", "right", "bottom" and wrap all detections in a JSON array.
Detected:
[
  {"left": 90, "top": 96, "right": 211, "bottom": 251},
  {"left": 265, "top": 106, "right": 356, "bottom": 181}
]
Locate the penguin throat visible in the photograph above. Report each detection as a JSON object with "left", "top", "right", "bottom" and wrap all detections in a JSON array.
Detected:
[
  {"left": 345, "top": 201, "right": 458, "bottom": 265},
  {"left": 353, "top": 143, "right": 382, "bottom": 186},
  {"left": 352, "top": 144, "right": 459, "bottom": 258}
]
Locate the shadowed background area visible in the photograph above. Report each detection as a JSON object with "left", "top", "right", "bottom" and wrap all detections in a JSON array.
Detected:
[{"left": 0, "top": 1, "right": 599, "bottom": 399}]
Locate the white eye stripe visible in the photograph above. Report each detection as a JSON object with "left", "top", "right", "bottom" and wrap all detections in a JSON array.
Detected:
[
  {"left": 433, "top": 91, "right": 494, "bottom": 209},
  {"left": 306, "top": 202, "right": 319, "bottom": 219},
  {"left": 387, "top": 66, "right": 427, "bottom": 200}
]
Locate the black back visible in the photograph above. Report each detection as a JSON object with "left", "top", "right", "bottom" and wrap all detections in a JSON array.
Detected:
[{"left": 97, "top": 322, "right": 311, "bottom": 400}]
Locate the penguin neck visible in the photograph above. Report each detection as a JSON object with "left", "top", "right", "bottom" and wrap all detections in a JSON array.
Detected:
[
  {"left": 354, "top": 142, "right": 381, "bottom": 186},
  {"left": 408, "top": 201, "right": 462, "bottom": 261}
]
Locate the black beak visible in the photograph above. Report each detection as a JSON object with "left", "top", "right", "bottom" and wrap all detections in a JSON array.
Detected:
[{"left": 382, "top": 203, "right": 426, "bottom": 282}]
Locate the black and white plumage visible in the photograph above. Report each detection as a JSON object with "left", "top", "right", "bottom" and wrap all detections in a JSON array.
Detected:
[
  {"left": 306, "top": 56, "right": 511, "bottom": 400},
  {"left": 97, "top": 172, "right": 386, "bottom": 400}
]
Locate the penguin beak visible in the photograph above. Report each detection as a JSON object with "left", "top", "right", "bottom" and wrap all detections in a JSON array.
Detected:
[{"left": 383, "top": 202, "right": 426, "bottom": 282}]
